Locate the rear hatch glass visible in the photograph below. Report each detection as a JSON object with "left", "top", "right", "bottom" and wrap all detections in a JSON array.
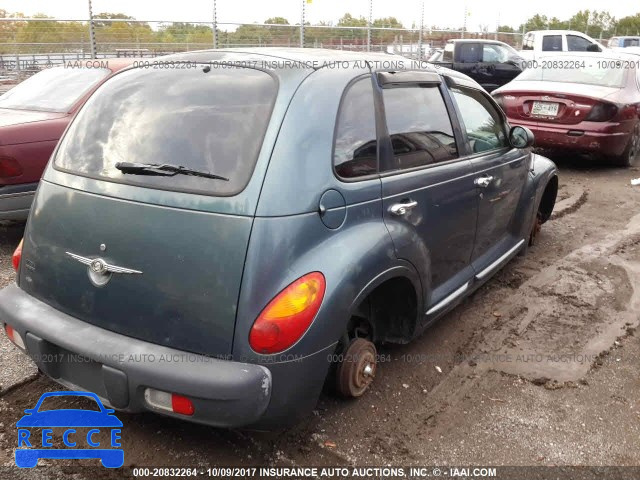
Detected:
[{"left": 54, "top": 65, "right": 277, "bottom": 196}]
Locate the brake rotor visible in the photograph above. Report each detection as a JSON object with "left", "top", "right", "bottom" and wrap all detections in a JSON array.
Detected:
[{"left": 336, "top": 338, "right": 377, "bottom": 398}]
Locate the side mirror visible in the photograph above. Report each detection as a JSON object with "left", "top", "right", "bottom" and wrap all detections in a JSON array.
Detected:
[
  {"left": 587, "top": 44, "right": 601, "bottom": 52},
  {"left": 509, "top": 125, "right": 535, "bottom": 149}
]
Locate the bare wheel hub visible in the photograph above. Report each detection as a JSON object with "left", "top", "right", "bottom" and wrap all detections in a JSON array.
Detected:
[{"left": 336, "top": 338, "right": 377, "bottom": 397}]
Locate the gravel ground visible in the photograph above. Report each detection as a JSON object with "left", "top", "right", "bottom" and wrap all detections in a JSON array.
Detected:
[{"left": 0, "top": 156, "right": 639, "bottom": 475}]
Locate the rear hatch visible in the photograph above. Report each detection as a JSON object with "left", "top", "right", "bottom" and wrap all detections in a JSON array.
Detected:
[{"left": 19, "top": 64, "right": 279, "bottom": 357}]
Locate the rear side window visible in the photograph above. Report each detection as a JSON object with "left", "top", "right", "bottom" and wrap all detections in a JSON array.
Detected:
[
  {"left": 333, "top": 77, "right": 377, "bottom": 179},
  {"left": 55, "top": 66, "right": 277, "bottom": 196},
  {"left": 459, "top": 43, "right": 481, "bottom": 63},
  {"left": 382, "top": 85, "right": 458, "bottom": 171},
  {"left": 624, "top": 38, "right": 640, "bottom": 47},
  {"left": 567, "top": 35, "right": 594, "bottom": 52},
  {"left": 522, "top": 34, "right": 534, "bottom": 50},
  {"left": 542, "top": 35, "right": 562, "bottom": 52},
  {"left": 443, "top": 43, "right": 454, "bottom": 62}
]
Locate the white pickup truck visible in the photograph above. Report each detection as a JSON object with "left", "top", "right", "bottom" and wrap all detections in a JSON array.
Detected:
[{"left": 519, "top": 30, "right": 607, "bottom": 61}]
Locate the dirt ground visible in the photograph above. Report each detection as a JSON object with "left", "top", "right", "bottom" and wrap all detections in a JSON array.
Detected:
[{"left": 0, "top": 155, "right": 639, "bottom": 476}]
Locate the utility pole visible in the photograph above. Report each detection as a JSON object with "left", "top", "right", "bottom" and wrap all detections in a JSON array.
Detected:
[
  {"left": 462, "top": 3, "right": 468, "bottom": 39},
  {"left": 367, "top": 0, "right": 372, "bottom": 52},
  {"left": 418, "top": 0, "right": 424, "bottom": 59},
  {"left": 88, "top": 0, "right": 97, "bottom": 59},
  {"left": 495, "top": 12, "right": 500, "bottom": 40},
  {"left": 300, "top": 0, "right": 305, "bottom": 48},
  {"left": 212, "top": 0, "right": 218, "bottom": 48}
]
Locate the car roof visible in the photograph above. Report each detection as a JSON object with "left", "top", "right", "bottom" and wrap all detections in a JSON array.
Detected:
[
  {"left": 537, "top": 51, "right": 640, "bottom": 62},
  {"left": 162, "top": 47, "right": 408, "bottom": 69},
  {"left": 526, "top": 30, "right": 593, "bottom": 35},
  {"left": 155, "top": 48, "right": 483, "bottom": 92},
  {"left": 446, "top": 39, "right": 508, "bottom": 45},
  {"left": 105, "top": 57, "right": 141, "bottom": 72}
]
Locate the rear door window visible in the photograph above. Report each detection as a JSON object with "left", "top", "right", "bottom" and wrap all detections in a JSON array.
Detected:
[
  {"left": 458, "top": 43, "right": 482, "bottom": 63},
  {"left": 542, "top": 35, "right": 562, "bottom": 52},
  {"left": 333, "top": 77, "right": 377, "bottom": 179},
  {"left": 54, "top": 66, "right": 278, "bottom": 196},
  {"left": 381, "top": 85, "right": 458, "bottom": 171}
]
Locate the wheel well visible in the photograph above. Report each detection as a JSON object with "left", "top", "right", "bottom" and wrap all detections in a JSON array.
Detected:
[
  {"left": 539, "top": 175, "right": 558, "bottom": 223},
  {"left": 346, "top": 276, "right": 418, "bottom": 345}
]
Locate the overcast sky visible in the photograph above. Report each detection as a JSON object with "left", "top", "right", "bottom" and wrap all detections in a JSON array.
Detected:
[{"left": 1, "top": 0, "right": 638, "bottom": 31}]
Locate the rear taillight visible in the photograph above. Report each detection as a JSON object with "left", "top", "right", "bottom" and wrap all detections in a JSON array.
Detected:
[
  {"left": 0, "top": 157, "right": 22, "bottom": 178},
  {"left": 585, "top": 102, "right": 618, "bottom": 122},
  {"left": 4, "top": 324, "right": 26, "bottom": 350},
  {"left": 249, "top": 272, "right": 326, "bottom": 354},
  {"left": 144, "top": 388, "right": 195, "bottom": 416},
  {"left": 12, "top": 238, "right": 23, "bottom": 272}
]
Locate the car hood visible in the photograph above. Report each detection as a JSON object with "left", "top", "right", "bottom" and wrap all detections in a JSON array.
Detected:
[
  {"left": 495, "top": 81, "right": 621, "bottom": 100},
  {"left": 0, "top": 108, "right": 67, "bottom": 127}
]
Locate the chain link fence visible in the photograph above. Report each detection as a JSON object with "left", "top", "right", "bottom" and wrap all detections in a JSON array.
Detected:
[{"left": 0, "top": 17, "right": 524, "bottom": 83}]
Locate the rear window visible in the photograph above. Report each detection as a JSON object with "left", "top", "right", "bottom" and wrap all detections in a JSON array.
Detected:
[
  {"left": 54, "top": 66, "right": 277, "bottom": 196},
  {"left": 0, "top": 67, "right": 109, "bottom": 112},
  {"left": 515, "top": 57, "right": 627, "bottom": 87}
]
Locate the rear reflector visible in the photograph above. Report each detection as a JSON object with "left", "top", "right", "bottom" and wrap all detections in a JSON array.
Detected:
[
  {"left": 144, "top": 388, "right": 195, "bottom": 416},
  {"left": 4, "top": 324, "right": 26, "bottom": 350},
  {"left": 12, "top": 238, "right": 23, "bottom": 272}
]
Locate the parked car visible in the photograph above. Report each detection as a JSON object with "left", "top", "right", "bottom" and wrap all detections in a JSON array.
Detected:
[
  {"left": 519, "top": 30, "right": 606, "bottom": 60},
  {"left": 1, "top": 49, "right": 558, "bottom": 429},
  {"left": 493, "top": 52, "right": 640, "bottom": 167},
  {"left": 609, "top": 36, "right": 640, "bottom": 49},
  {"left": 429, "top": 39, "right": 524, "bottom": 92},
  {"left": 0, "top": 59, "right": 136, "bottom": 221}
]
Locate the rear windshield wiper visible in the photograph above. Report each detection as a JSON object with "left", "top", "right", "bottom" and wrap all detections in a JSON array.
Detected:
[{"left": 115, "top": 162, "right": 229, "bottom": 181}]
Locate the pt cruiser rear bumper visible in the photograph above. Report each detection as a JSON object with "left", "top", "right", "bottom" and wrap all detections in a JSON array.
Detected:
[{"left": 0, "top": 283, "right": 272, "bottom": 428}]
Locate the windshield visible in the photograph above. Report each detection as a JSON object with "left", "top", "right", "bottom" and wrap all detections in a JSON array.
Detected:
[
  {"left": 0, "top": 67, "right": 109, "bottom": 112},
  {"left": 515, "top": 57, "right": 627, "bottom": 87},
  {"left": 55, "top": 65, "right": 278, "bottom": 196}
]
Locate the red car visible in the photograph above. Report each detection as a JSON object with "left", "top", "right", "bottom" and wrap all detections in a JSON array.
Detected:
[
  {"left": 492, "top": 53, "right": 640, "bottom": 166},
  {"left": 0, "top": 59, "right": 136, "bottom": 220}
]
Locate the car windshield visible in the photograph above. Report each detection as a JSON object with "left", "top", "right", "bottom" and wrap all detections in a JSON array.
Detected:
[
  {"left": 515, "top": 58, "right": 627, "bottom": 87},
  {"left": 55, "top": 65, "right": 278, "bottom": 196},
  {"left": 0, "top": 67, "right": 109, "bottom": 112}
]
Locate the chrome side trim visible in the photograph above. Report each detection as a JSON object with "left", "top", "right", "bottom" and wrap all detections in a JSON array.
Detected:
[
  {"left": 426, "top": 281, "right": 470, "bottom": 315},
  {"left": 475, "top": 239, "right": 526, "bottom": 281}
]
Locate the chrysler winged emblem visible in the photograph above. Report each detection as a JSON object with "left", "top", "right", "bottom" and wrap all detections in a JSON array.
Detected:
[{"left": 66, "top": 252, "right": 142, "bottom": 287}]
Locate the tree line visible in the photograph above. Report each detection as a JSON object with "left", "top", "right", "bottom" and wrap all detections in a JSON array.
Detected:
[{"left": 1, "top": 9, "right": 639, "bottom": 54}]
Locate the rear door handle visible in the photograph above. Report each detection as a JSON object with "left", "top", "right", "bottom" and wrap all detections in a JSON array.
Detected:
[
  {"left": 474, "top": 175, "right": 494, "bottom": 188},
  {"left": 389, "top": 200, "right": 418, "bottom": 216}
]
